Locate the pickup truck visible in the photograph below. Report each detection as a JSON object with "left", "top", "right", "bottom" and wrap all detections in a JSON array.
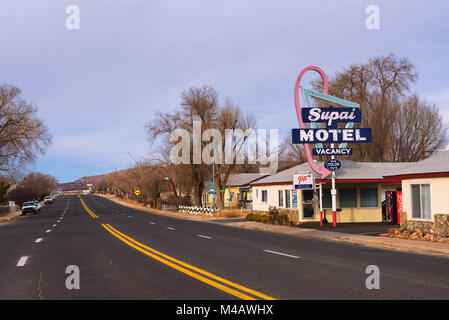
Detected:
[
  {"left": 22, "top": 201, "right": 39, "bottom": 215},
  {"left": 44, "top": 196, "right": 54, "bottom": 204}
]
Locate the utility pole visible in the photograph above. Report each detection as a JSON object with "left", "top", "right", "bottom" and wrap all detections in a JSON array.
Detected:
[{"left": 212, "top": 128, "right": 216, "bottom": 213}]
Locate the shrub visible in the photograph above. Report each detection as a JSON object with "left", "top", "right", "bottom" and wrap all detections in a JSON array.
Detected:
[{"left": 246, "top": 210, "right": 294, "bottom": 226}]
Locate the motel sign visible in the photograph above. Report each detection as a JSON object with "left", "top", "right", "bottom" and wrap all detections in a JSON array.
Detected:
[{"left": 291, "top": 65, "right": 372, "bottom": 227}]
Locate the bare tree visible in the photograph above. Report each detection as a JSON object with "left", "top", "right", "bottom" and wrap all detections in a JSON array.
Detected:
[
  {"left": 309, "top": 54, "right": 447, "bottom": 162},
  {"left": 390, "top": 95, "right": 448, "bottom": 161},
  {"left": 147, "top": 85, "right": 259, "bottom": 209},
  {"left": 0, "top": 85, "right": 52, "bottom": 172},
  {"left": 8, "top": 172, "right": 56, "bottom": 205}
]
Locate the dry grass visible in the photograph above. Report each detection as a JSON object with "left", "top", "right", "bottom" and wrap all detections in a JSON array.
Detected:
[
  {"left": 213, "top": 209, "right": 247, "bottom": 218},
  {"left": 121, "top": 198, "right": 146, "bottom": 207}
]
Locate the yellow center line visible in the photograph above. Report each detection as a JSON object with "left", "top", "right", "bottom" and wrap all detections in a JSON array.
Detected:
[
  {"left": 105, "top": 224, "right": 276, "bottom": 300},
  {"left": 79, "top": 197, "right": 98, "bottom": 218},
  {"left": 101, "top": 224, "right": 259, "bottom": 300},
  {"left": 80, "top": 197, "right": 276, "bottom": 300}
]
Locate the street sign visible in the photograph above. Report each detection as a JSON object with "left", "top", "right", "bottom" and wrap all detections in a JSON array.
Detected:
[
  {"left": 293, "top": 174, "right": 314, "bottom": 190},
  {"left": 134, "top": 190, "right": 140, "bottom": 196},
  {"left": 324, "top": 159, "right": 341, "bottom": 171},
  {"left": 209, "top": 183, "right": 215, "bottom": 194}
]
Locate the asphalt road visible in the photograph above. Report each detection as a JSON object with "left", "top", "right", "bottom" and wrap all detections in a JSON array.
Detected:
[{"left": 0, "top": 194, "right": 448, "bottom": 300}]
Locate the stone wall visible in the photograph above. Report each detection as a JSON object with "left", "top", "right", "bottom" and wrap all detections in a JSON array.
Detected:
[{"left": 400, "top": 212, "right": 449, "bottom": 236}]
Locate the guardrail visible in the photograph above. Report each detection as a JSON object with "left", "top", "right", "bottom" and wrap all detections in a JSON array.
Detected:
[{"left": 178, "top": 205, "right": 219, "bottom": 215}]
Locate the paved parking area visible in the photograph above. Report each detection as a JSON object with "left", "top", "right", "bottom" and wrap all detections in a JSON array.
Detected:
[{"left": 298, "top": 222, "right": 395, "bottom": 236}]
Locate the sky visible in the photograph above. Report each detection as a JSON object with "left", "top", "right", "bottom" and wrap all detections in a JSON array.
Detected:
[{"left": 1, "top": 0, "right": 449, "bottom": 182}]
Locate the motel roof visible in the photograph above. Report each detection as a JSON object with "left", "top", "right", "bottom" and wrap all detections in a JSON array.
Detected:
[
  {"left": 383, "top": 150, "right": 449, "bottom": 178},
  {"left": 251, "top": 160, "right": 409, "bottom": 186},
  {"left": 226, "top": 173, "right": 268, "bottom": 187}
]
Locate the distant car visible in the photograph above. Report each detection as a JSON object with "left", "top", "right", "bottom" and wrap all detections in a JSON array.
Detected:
[
  {"left": 44, "top": 196, "right": 54, "bottom": 204},
  {"left": 22, "top": 201, "right": 39, "bottom": 215}
]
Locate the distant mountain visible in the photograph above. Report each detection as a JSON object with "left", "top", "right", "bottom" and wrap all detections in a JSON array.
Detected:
[
  {"left": 55, "top": 174, "right": 103, "bottom": 191},
  {"left": 73, "top": 175, "right": 104, "bottom": 185}
]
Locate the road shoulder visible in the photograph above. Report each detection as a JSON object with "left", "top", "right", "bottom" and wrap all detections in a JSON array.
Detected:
[{"left": 212, "top": 220, "right": 449, "bottom": 258}]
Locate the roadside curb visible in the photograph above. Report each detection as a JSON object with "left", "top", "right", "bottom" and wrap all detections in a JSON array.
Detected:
[
  {"left": 94, "top": 194, "right": 222, "bottom": 221},
  {"left": 0, "top": 211, "right": 22, "bottom": 225}
]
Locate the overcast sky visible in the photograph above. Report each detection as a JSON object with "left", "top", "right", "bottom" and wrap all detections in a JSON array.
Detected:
[{"left": 1, "top": 1, "right": 449, "bottom": 182}]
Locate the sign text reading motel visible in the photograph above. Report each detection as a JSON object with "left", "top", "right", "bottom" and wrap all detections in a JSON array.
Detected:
[{"left": 292, "top": 128, "right": 372, "bottom": 144}]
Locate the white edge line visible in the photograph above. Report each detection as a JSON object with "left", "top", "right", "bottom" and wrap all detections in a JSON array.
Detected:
[
  {"left": 17, "top": 256, "right": 28, "bottom": 266},
  {"left": 197, "top": 234, "right": 212, "bottom": 239},
  {"left": 263, "top": 249, "right": 300, "bottom": 259}
]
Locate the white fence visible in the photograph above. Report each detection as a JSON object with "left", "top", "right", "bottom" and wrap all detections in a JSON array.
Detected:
[{"left": 178, "top": 205, "right": 219, "bottom": 215}]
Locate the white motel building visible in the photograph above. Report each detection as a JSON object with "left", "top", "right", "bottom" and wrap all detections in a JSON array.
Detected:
[{"left": 250, "top": 150, "right": 449, "bottom": 234}]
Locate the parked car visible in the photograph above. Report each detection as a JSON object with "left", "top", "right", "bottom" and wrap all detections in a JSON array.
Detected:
[
  {"left": 33, "top": 201, "right": 41, "bottom": 211},
  {"left": 22, "top": 201, "right": 39, "bottom": 215},
  {"left": 44, "top": 196, "right": 54, "bottom": 204}
]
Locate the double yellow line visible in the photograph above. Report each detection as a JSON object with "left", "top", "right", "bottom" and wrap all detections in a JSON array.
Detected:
[
  {"left": 79, "top": 196, "right": 98, "bottom": 219},
  {"left": 102, "top": 223, "right": 276, "bottom": 300},
  {"left": 79, "top": 196, "right": 275, "bottom": 300}
]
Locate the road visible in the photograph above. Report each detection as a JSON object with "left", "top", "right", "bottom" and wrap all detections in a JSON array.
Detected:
[{"left": 0, "top": 194, "right": 448, "bottom": 300}]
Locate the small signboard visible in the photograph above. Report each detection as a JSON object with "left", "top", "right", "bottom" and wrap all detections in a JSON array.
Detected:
[
  {"left": 293, "top": 174, "right": 314, "bottom": 190},
  {"left": 210, "top": 183, "right": 215, "bottom": 194},
  {"left": 134, "top": 189, "right": 140, "bottom": 196},
  {"left": 313, "top": 148, "right": 352, "bottom": 156},
  {"left": 324, "top": 159, "right": 341, "bottom": 171}
]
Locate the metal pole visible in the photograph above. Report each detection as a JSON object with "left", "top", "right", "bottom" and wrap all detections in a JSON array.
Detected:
[
  {"left": 331, "top": 144, "right": 337, "bottom": 227},
  {"left": 319, "top": 183, "right": 323, "bottom": 227},
  {"left": 212, "top": 128, "right": 216, "bottom": 213}
]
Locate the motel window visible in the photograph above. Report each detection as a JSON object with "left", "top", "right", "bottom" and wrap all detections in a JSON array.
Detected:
[
  {"left": 411, "top": 184, "right": 431, "bottom": 220},
  {"left": 322, "top": 189, "right": 332, "bottom": 208},
  {"left": 285, "top": 190, "right": 291, "bottom": 209},
  {"left": 339, "top": 188, "right": 357, "bottom": 208},
  {"left": 261, "top": 190, "right": 268, "bottom": 203},
  {"left": 360, "top": 188, "right": 378, "bottom": 207},
  {"left": 278, "top": 190, "right": 284, "bottom": 207}
]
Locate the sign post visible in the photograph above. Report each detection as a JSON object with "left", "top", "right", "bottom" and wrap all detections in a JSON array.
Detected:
[
  {"left": 318, "top": 183, "right": 323, "bottom": 227},
  {"left": 135, "top": 189, "right": 140, "bottom": 203},
  {"left": 331, "top": 149, "right": 337, "bottom": 227}
]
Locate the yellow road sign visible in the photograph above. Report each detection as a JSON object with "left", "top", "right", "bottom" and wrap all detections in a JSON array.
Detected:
[{"left": 135, "top": 190, "right": 140, "bottom": 196}]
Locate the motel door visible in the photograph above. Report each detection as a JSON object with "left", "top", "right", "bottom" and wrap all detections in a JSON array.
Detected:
[{"left": 302, "top": 189, "right": 315, "bottom": 219}]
